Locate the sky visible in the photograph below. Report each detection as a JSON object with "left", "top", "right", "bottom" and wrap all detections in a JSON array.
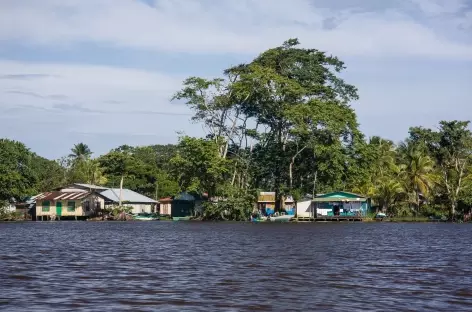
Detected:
[{"left": 0, "top": 0, "right": 471, "bottom": 159}]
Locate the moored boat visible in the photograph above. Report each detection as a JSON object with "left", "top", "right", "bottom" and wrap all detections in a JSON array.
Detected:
[
  {"left": 133, "top": 213, "right": 159, "bottom": 221},
  {"left": 269, "top": 214, "right": 294, "bottom": 222},
  {"left": 172, "top": 216, "right": 191, "bottom": 221}
]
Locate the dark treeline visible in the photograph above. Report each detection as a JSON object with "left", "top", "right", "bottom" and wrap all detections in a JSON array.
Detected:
[{"left": 1, "top": 39, "right": 472, "bottom": 221}]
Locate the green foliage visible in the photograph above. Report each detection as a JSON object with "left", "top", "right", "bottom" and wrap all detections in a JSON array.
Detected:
[
  {"left": 202, "top": 194, "right": 255, "bottom": 221},
  {"left": 170, "top": 136, "right": 229, "bottom": 197},
  {"left": 69, "top": 143, "right": 92, "bottom": 162},
  {"left": 0, "top": 139, "right": 38, "bottom": 201}
]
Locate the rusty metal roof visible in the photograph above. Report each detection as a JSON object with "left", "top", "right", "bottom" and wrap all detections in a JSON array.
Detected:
[{"left": 36, "top": 192, "right": 92, "bottom": 201}]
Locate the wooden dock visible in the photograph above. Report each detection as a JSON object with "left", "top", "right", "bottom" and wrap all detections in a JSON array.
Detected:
[{"left": 292, "top": 216, "right": 364, "bottom": 222}]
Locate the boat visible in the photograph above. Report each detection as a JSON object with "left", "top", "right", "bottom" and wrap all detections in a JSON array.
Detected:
[
  {"left": 375, "top": 212, "right": 387, "bottom": 220},
  {"left": 172, "top": 216, "right": 191, "bottom": 221},
  {"left": 251, "top": 215, "right": 269, "bottom": 222},
  {"left": 269, "top": 214, "right": 294, "bottom": 222},
  {"left": 133, "top": 213, "right": 159, "bottom": 221}
]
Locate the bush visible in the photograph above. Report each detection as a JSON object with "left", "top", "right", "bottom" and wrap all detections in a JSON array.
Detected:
[{"left": 202, "top": 195, "right": 254, "bottom": 221}]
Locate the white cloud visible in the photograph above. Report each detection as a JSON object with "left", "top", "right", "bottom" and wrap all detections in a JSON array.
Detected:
[
  {"left": 0, "top": 60, "right": 200, "bottom": 141},
  {"left": 0, "top": 0, "right": 470, "bottom": 59},
  {"left": 0, "top": 60, "right": 185, "bottom": 112}
]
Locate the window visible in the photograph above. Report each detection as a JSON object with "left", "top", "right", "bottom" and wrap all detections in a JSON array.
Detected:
[
  {"left": 42, "top": 201, "right": 50, "bottom": 212},
  {"left": 84, "top": 201, "right": 90, "bottom": 212},
  {"left": 67, "top": 201, "right": 76, "bottom": 212},
  {"left": 95, "top": 201, "right": 101, "bottom": 210}
]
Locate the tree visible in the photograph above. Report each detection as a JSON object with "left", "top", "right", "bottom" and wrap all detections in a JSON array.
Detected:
[
  {"left": 435, "top": 121, "right": 472, "bottom": 218},
  {"left": 173, "top": 39, "right": 361, "bottom": 211},
  {"left": 406, "top": 121, "right": 472, "bottom": 218},
  {"left": 398, "top": 141, "right": 435, "bottom": 214},
  {"left": 373, "top": 177, "right": 405, "bottom": 214},
  {"left": 0, "top": 139, "right": 37, "bottom": 204},
  {"left": 69, "top": 143, "right": 92, "bottom": 162},
  {"left": 31, "top": 155, "right": 66, "bottom": 192},
  {"left": 169, "top": 136, "right": 230, "bottom": 197}
]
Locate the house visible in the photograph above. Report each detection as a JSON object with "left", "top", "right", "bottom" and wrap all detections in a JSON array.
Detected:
[
  {"left": 34, "top": 183, "right": 157, "bottom": 217},
  {"left": 58, "top": 183, "right": 157, "bottom": 214},
  {"left": 257, "top": 192, "right": 295, "bottom": 216},
  {"left": 171, "top": 192, "right": 196, "bottom": 220},
  {"left": 35, "top": 191, "right": 105, "bottom": 220},
  {"left": 311, "top": 191, "right": 371, "bottom": 216},
  {"left": 159, "top": 197, "right": 172, "bottom": 216},
  {"left": 100, "top": 188, "right": 157, "bottom": 214}
]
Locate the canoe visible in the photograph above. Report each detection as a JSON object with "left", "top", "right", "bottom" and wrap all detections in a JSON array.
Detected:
[{"left": 172, "top": 216, "right": 191, "bottom": 221}]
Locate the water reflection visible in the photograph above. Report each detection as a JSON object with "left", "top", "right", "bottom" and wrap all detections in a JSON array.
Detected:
[{"left": 0, "top": 222, "right": 471, "bottom": 311}]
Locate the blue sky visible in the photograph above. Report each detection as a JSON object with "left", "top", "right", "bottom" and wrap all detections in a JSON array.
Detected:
[{"left": 0, "top": 0, "right": 471, "bottom": 159}]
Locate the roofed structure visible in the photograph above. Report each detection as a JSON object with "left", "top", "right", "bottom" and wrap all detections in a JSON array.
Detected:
[
  {"left": 35, "top": 191, "right": 92, "bottom": 201},
  {"left": 100, "top": 189, "right": 157, "bottom": 204}
]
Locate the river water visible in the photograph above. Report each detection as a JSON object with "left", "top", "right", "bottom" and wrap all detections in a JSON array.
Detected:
[{"left": 0, "top": 222, "right": 471, "bottom": 311}]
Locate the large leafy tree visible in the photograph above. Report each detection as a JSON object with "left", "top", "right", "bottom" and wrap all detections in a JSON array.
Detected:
[
  {"left": 0, "top": 139, "right": 38, "bottom": 204},
  {"left": 229, "top": 39, "right": 359, "bottom": 210},
  {"left": 169, "top": 136, "right": 230, "bottom": 197},
  {"left": 174, "top": 39, "right": 361, "bottom": 211}
]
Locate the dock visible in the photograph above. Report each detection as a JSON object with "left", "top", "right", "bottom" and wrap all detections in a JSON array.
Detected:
[{"left": 292, "top": 216, "right": 364, "bottom": 222}]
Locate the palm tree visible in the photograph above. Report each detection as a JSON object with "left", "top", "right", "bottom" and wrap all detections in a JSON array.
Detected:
[
  {"left": 373, "top": 177, "right": 405, "bottom": 214},
  {"left": 85, "top": 159, "right": 107, "bottom": 186},
  {"left": 398, "top": 142, "right": 435, "bottom": 214},
  {"left": 369, "top": 136, "right": 398, "bottom": 178},
  {"left": 69, "top": 143, "right": 92, "bottom": 162}
]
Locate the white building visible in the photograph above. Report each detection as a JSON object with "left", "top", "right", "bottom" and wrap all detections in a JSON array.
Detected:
[{"left": 100, "top": 188, "right": 157, "bottom": 214}]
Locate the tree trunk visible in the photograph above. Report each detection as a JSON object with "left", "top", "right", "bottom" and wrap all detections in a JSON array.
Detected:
[
  {"left": 450, "top": 201, "right": 456, "bottom": 220},
  {"left": 119, "top": 175, "right": 124, "bottom": 207},
  {"left": 415, "top": 189, "right": 420, "bottom": 216},
  {"left": 312, "top": 170, "right": 318, "bottom": 198},
  {"left": 289, "top": 161, "right": 294, "bottom": 190}
]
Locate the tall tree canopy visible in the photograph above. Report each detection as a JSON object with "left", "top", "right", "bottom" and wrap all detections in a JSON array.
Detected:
[{"left": 174, "top": 39, "right": 362, "bottom": 211}]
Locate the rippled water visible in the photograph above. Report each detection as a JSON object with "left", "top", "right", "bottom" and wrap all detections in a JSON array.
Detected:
[{"left": 1, "top": 221, "right": 471, "bottom": 311}]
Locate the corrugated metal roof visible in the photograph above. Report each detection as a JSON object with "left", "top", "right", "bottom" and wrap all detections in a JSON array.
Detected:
[
  {"left": 173, "top": 192, "right": 195, "bottom": 201},
  {"left": 100, "top": 189, "right": 157, "bottom": 204},
  {"left": 38, "top": 192, "right": 91, "bottom": 201},
  {"left": 72, "top": 183, "right": 110, "bottom": 190}
]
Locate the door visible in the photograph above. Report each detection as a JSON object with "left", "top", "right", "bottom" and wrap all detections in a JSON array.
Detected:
[{"left": 56, "top": 202, "right": 62, "bottom": 216}]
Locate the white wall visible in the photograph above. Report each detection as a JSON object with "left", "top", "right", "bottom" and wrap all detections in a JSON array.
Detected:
[
  {"left": 128, "top": 204, "right": 154, "bottom": 214},
  {"left": 296, "top": 200, "right": 314, "bottom": 218}
]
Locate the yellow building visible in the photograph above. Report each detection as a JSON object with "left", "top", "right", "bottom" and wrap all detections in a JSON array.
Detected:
[
  {"left": 35, "top": 191, "right": 104, "bottom": 220},
  {"left": 257, "top": 192, "right": 295, "bottom": 215}
]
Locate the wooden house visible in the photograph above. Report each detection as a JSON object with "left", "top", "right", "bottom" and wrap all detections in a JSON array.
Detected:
[
  {"left": 257, "top": 192, "right": 295, "bottom": 216},
  {"left": 311, "top": 191, "right": 371, "bottom": 216},
  {"left": 159, "top": 197, "right": 172, "bottom": 216},
  {"left": 35, "top": 191, "right": 105, "bottom": 220}
]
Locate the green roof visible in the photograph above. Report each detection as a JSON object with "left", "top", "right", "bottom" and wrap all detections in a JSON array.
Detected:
[{"left": 312, "top": 191, "right": 368, "bottom": 202}]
